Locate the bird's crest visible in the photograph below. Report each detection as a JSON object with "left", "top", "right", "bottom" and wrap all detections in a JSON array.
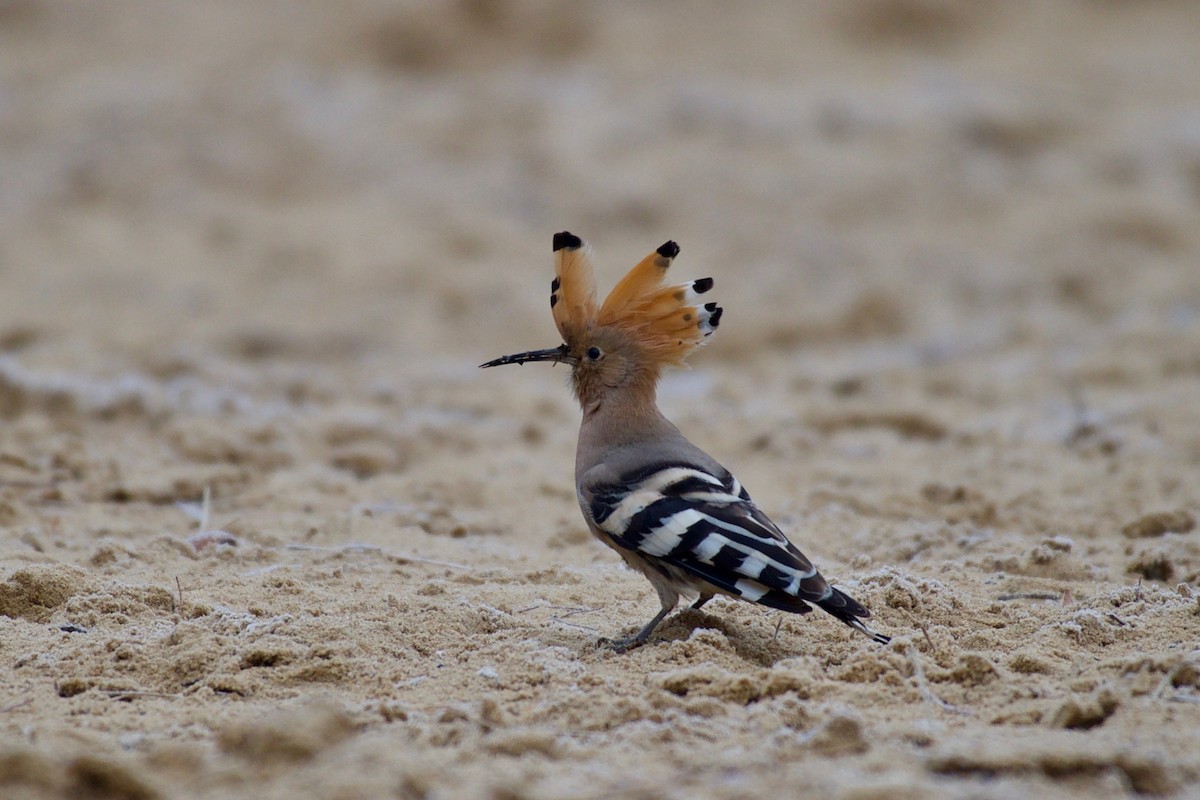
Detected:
[
  {"left": 550, "top": 231, "right": 721, "bottom": 366},
  {"left": 550, "top": 232, "right": 597, "bottom": 343}
]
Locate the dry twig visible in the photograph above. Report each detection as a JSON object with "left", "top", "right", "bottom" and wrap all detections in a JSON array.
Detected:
[
  {"left": 550, "top": 618, "right": 600, "bottom": 634},
  {"left": 284, "top": 542, "right": 466, "bottom": 570},
  {"left": 1, "top": 698, "right": 32, "bottom": 713},
  {"left": 907, "top": 645, "right": 970, "bottom": 716}
]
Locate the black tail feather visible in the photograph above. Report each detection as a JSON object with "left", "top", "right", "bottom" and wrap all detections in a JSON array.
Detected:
[{"left": 818, "top": 588, "right": 891, "bottom": 645}]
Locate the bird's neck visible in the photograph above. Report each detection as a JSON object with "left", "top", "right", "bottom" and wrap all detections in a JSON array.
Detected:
[{"left": 575, "top": 378, "right": 679, "bottom": 475}]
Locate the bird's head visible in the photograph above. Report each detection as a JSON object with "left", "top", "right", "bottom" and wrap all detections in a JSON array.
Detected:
[{"left": 481, "top": 232, "right": 721, "bottom": 408}]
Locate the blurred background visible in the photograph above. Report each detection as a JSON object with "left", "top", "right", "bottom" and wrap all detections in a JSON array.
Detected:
[
  {"left": 1, "top": 0, "right": 1197, "bottom": 406},
  {"left": 2, "top": 8, "right": 1199, "bottom": 795}
]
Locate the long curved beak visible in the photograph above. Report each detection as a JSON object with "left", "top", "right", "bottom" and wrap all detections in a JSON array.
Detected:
[{"left": 479, "top": 343, "right": 574, "bottom": 369}]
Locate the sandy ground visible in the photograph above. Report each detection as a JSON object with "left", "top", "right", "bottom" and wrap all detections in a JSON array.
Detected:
[{"left": 2, "top": 1, "right": 1200, "bottom": 798}]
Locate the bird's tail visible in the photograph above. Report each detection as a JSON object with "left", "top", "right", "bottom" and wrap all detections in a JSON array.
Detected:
[{"left": 818, "top": 587, "right": 891, "bottom": 645}]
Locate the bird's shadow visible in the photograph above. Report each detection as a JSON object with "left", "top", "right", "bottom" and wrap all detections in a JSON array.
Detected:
[{"left": 616, "top": 607, "right": 802, "bottom": 667}]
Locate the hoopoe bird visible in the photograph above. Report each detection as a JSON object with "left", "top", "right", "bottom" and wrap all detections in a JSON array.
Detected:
[{"left": 482, "top": 232, "right": 890, "bottom": 651}]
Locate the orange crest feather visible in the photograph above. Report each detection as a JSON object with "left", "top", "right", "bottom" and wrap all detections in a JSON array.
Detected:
[
  {"left": 596, "top": 245, "right": 675, "bottom": 323},
  {"left": 549, "top": 233, "right": 720, "bottom": 367},
  {"left": 550, "top": 232, "right": 597, "bottom": 342}
]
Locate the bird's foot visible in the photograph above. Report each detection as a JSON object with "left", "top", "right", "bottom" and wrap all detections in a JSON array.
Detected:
[{"left": 596, "top": 635, "right": 646, "bottom": 653}]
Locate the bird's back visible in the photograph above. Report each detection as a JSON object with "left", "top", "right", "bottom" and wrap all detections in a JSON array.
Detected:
[
  {"left": 577, "top": 421, "right": 888, "bottom": 644},
  {"left": 577, "top": 426, "right": 830, "bottom": 606}
]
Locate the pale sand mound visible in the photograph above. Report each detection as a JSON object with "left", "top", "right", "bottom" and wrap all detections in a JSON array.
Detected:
[{"left": 2, "top": 2, "right": 1199, "bottom": 798}]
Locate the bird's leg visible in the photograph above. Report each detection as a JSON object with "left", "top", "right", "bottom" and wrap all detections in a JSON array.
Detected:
[
  {"left": 689, "top": 593, "right": 713, "bottom": 611},
  {"left": 600, "top": 579, "right": 679, "bottom": 653},
  {"left": 601, "top": 605, "right": 674, "bottom": 653}
]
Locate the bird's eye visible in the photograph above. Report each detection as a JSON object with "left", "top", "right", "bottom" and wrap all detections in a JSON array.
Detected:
[{"left": 586, "top": 346, "right": 602, "bottom": 361}]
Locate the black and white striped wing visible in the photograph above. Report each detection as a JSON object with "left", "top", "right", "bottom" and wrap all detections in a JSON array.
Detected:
[{"left": 588, "top": 464, "right": 832, "bottom": 613}]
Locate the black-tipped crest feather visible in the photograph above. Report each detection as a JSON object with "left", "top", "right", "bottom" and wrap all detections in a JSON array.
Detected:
[{"left": 553, "top": 231, "right": 582, "bottom": 251}]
